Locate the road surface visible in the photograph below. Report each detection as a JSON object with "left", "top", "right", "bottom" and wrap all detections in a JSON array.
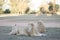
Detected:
[{"left": 0, "top": 14, "right": 60, "bottom": 40}]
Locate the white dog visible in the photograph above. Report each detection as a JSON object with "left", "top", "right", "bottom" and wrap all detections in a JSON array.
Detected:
[{"left": 9, "top": 24, "right": 19, "bottom": 35}]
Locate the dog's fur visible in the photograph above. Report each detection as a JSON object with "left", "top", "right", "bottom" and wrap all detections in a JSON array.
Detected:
[{"left": 37, "top": 21, "right": 46, "bottom": 33}]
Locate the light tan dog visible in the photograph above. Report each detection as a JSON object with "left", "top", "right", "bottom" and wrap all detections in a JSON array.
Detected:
[
  {"left": 26, "top": 23, "right": 40, "bottom": 36},
  {"left": 37, "top": 21, "right": 46, "bottom": 33}
]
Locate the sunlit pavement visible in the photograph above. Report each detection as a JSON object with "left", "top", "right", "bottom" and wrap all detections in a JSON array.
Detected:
[
  {"left": 0, "top": 12, "right": 60, "bottom": 17},
  {"left": 0, "top": 14, "right": 60, "bottom": 28},
  {"left": 0, "top": 14, "right": 20, "bottom": 17}
]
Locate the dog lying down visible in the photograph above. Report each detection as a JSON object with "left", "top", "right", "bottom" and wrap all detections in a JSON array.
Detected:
[{"left": 9, "top": 21, "right": 46, "bottom": 36}]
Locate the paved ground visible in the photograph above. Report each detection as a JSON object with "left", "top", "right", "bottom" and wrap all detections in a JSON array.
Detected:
[
  {"left": 0, "top": 14, "right": 60, "bottom": 40},
  {"left": 0, "top": 26, "right": 60, "bottom": 40},
  {"left": 0, "top": 14, "right": 60, "bottom": 27}
]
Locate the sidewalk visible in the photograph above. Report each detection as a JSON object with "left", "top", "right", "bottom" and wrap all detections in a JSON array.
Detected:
[
  {"left": 0, "top": 12, "right": 60, "bottom": 17},
  {"left": 0, "top": 13, "right": 20, "bottom": 17}
]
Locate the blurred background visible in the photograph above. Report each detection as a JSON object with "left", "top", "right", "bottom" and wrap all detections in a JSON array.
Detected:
[
  {"left": 0, "top": 0, "right": 60, "bottom": 16},
  {"left": 0, "top": 0, "right": 60, "bottom": 40}
]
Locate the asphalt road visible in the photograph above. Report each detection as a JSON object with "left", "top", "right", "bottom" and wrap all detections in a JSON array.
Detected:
[
  {"left": 0, "top": 14, "right": 60, "bottom": 27},
  {"left": 0, "top": 26, "right": 60, "bottom": 40},
  {"left": 0, "top": 14, "right": 60, "bottom": 40}
]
